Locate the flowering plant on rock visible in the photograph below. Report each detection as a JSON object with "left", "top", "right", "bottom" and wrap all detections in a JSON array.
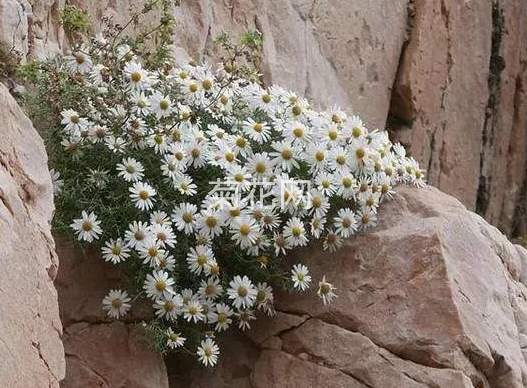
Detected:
[{"left": 23, "top": 8, "right": 425, "bottom": 367}]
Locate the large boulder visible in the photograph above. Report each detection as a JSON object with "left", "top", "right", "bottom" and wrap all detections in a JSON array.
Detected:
[
  {"left": 169, "top": 185, "right": 527, "bottom": 388},
  {"left": 0, "top": 84, "right": 65, "bottom": 386}
]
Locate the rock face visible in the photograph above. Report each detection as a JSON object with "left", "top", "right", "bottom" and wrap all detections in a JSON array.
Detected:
[
  {"left": 0, "top": 84, "right": 65, "bottom": 387},
  {"left": 61, "top": 322, "right": 169, "bottom": 388},
  {"left": 55, "top": 239, "right": 169, "bottom": 388},
  {"left": 167, "top": 185, "right": 527, "bottom": 388},
  {"left": 1, "top": 0, "right": 526, "bottom": 236}
]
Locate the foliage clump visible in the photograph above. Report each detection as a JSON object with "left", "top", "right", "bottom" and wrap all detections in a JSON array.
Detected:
[{"left": 20, "top": 3, "right": 425, "bottom": 367}]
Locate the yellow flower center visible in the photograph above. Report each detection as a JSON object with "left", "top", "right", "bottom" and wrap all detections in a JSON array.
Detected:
[
  {"left": 352, "top": 126, "right": 362, "bottom": 138},
  {"left": 328, "top": 130, "right": 338, "bottom": 140},
  {"left": 356, "top": 148, "right": 366, "bottom": 159},
  {"left": 225, "top": 152, "right": 235, "bottom": 162},
  {"left": 189, "top": 83, "right": 198, "bottom": 93},
  {"left": 183, "top": 212, "right": 194, "bottom": 223},
  {"left": 82, "top": 221, "right": 92, "bottom": 231},
  {"left": 155, "top": 280, "right": 166, "bottom": 291},
  {"left": 111, "top": 298, "right": 122, "bottom": 308},
  {"left": 342, "top": 218, "right": 351, "bottom": 228},
  {"left": 139, "top": 190, "right": 150, "bottom": 200},
  {"left": 159, "top": 100, "right": 169, "bottom": 110},
  {"left": 312, "top": 197, "right": 322, "bottom": 208},
  {"left": 293, "top": 127, "right": 304, "bottom": 138},
  {"left": 170, "top": 333, "right": 180, "bottom": 341},
  {"left": 175, "top": 151, "right": 184, "bottom": 160},
  {"left": 292, "top": 226, "right": 302, "bottom": 236},
  {"left": 281, "top": 149, "right": 293, "bottom": 160},
  {"left": 240, "top": 224, "right": 251, "bottom": 236},
  {"left": 238, "top": 286, "right": 248, "bottom": 297},
  {"left": 362, "top": 214, "right": 370, "bottom": 224},
  {"left": 331, "top": 114, "right": 341, "bottom": 124},
  {"left": 336, "top": 155, "right": 346, "bottom": 165},
  {"left": 315, "top": 151, "right": 325, "bottom": 162},
  {"left": 253, "top": 123, "right": 264, "bottom": 133},
  {"left": 320, "top": 284, "right": 331, "bottom": 294},
  {"left": 197, "top": 254, "right": 208, "bottom": 266},
  {"left": 210, "top": 264, "right": 220, "bottom": 276},
  {"left": 164, "top": 301, "right": 175, "bottom": 311},
  {"left": 230, "top": 208, "right": 241, "bottom": 217},
  {"left": 206, "top": 216, "right": 217, "bottom": 228},
  {"left": 256, "top": 162, "right": 267, "bottom": 174},
  {"left": 218, "top": 312, "right": 227, "bottom": 323},
  {"left": 134, "top": 230, "right": 144, "bottom": 240},
  {"left": 202, "top": 79, "right": 213, "bottom": 90},
  {"left": 342, "top": 177, "right": 352, "bottom": 188},
  {"left": 256, "top": 290, "right": 266, "bottom": 302},
  {"left": 205, "top": 284, "right": 215, "bottom": 296},
  {"left": 262, "top": 94, "right": 271, "bottom": 103},
  {"left": 191, "top": 148, "right": 200, "bottom": 158},
  {"left": 154, "top": 134, "right": 163, "bottom": 144},
  {"left": 75, "top": 54, "right": 85, "bottom": 64},
  {"left": 236, "top": 137, "right": 247, "bottom": 148},
  {"left": 130, "top": 72, "right": 142, "bottom": 83},
  {"left": 292, "top": 105, "right": 302, "bottom": 116},
  {"left": 220, "top": 94, "right": 229, "bottom": 105},
  {"left": 71, "top": 115, "right": 80, "bottom": 124},
  {"left": 112, "top": 245, "right": 121, "bottom": 255},
  {"left": 234, "top": 173, "right": 245, "bottom": 182},
  {"left": 327, "top": 234, "right": 336, "bottom": 244}
]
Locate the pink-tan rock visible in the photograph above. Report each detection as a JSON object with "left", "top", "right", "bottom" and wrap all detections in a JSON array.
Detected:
[
  {"left": 0, "top": 83, "right": 65, "bottom": 387},
  {"left": 61, "top": 322, "right": 168, "bottom": 388}
]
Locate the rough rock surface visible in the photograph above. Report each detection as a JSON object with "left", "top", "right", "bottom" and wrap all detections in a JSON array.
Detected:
[
  {"left": 1, "top": 0, "right": 526, "bottom": 235},
  {"left": 0, "top": 83, "right": 65, "bottom": 387},
  {"left": 54, "top": 239, "right": 168, "bottom": 387},
  {"left": 61, "top": 322, "right": 169, "bottom": 388},
  {"left": 167, "top": 186, "right": 527, "bottom": 388}
]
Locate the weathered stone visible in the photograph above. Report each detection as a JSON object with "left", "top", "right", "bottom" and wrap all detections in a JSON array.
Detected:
[
  {"left": 61, "top": 322, "right": 169, "bottom": 388},
  {"left": 0, "top": 83, "right": 65, "bottom": 387}
]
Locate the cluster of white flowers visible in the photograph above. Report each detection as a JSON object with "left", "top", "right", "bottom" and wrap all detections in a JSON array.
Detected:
[{"left": 57, "top": 33, "right": 425, "bottom": 367}]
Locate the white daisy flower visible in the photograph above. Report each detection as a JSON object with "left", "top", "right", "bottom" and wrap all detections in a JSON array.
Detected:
[
  {"left": 102, "top": 289, "right": 131, "bottom": 319},
  {"left": 291, "top": 263, "right": 311, "bottom": 291},
  {"left": 209, "top": 302, "right": 233, "bottom": 332},
  {"left": 305, "top": 189, "right": 330, "bottom": 218},
  {"left": 317, "top": 276, "right": 337, "bottom": 305},
  {"left": 230, "top": 216, "right": 259, "bottom": 249},
  {"left": 173, "top": 173, "right": 198, "bottom": 196},
  {"left": 148, "top": 133, "right": 171, "bottom": 154},
  {"left": 116, "top": 157, "right": 144, "bottom": 182},
  {"left": 323, "top": 229, "right": 343, "bottom": 252},
  {"left": 137, "top": 238, "right": 166, "bottom": 267},
  {"left": 283, "top": 121, "right": 311, "bottom": 146},
  {"left": 197, "top": 338, "right": 220, "bottom": 367},
  {"left": 149, "top": 223, "right": 177, "bottom": 248},
  {"left": 70, "top": 211, "right": 102, "bottom": 242},
  {"left": 172, "top": 202, "right": 198, "bottom": 234},
  {"left": 236, "top": 308, "right": 256, "bottom": 331},
  {"left": 183, "top": 299, "right": 205, "bottom": 323},
  {"left": 153, "top": 293, "right": 183, "bottom": 320},
  {"left": 227, "top": 275, "right": 257, "bottom": 309},
  {"left": 310, "top": 216, "right": 327, "bottom": 239},
  {"left": 125, "top": 221, "right": 151, "bottom": 248},
  {"left": 255, "top": 282, "right": 274, "bottom": 313},
  {"left": 124, "top": 61, "right": 151, "bottom": 90},
  {"left": 129, "top": 182, "right": 157, "bottom": 211},
  {"left": 196, "top": 209, "right": 224, "bottom": 238},
  {"left": 243, "top": 118, "right": 271, "bottom": 144},
  {"left": 67, "top": 50, "right": 93, "bottom": 73},
  {"left": 157, "top": 253, "right": 176, "bottom": 271},
  {"left": 101, "top": 238, "right": 130, "bottom": 264},
  {"left": 335, "top": 171, "right": 356, "bottom": 200},
  {"left": 166, "top": 328, "right": 186, "bottom": 349},
  {"left": 314, "top": 172, "right": 336, "bottom": 196},
  {"left": 283, "top": 217, "right": 308, "bottom": 247},
  {"left": 357, "top": 209, "right": 378, "bottom": 231},
  {"left": 60, "top": 109, "right": 89, "bottom": 135},
  {"left": 186, "top": 245, "right": 214, "bottom": 275},
  {"left": 333, "top": 208, "right": 357, "bottom": 238},
  {"left": 198, "top": 277, "right": 223, "bottom": 300},
  {"left": 270, "top": 140, "right": 300, "bottom": 173},
  {"left": 143, "top": 270, "right": 175, "bottom": 300},
  {"left": 149, "top": 91, "right": 173, "bottom": 118}
]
